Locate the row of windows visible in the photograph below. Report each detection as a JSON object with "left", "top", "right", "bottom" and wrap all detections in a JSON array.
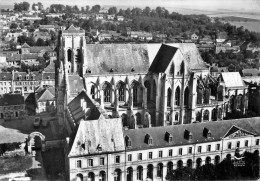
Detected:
[
  {"left": 128, "top": 140, "right": 260, "bottom": 162},
  {"left": 0, "top": 82, "right": 11, "bottom": 86},
  {"left": 15, "top": 81, "right": 39, "bottom": 85},
  {"left": 76, "top": 157, "right": 105, "bottom": 168},
  {"left": 76, "top": 139, "right": 260, "bottom": 168}
]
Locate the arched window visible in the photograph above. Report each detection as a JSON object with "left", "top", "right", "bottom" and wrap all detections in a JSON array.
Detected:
[
  {"left": 203, "top": 110, "right": 209, "bottom": 121},
  {"left": 177, "top": 160, "right": 183, "bottom": 169},
  {"left": 218, "top": 108, "right": 222, "bottom": 119},
  {"left": 175, "top": 112, "right": 179, "bottom": 122},
  {"left": 197, "top": 86, "right": 203, "bottom": 104},
  {"left": 175, "top": 86, "right": 180, "bottom": 106},
  {"left": 196, "top": 158, "right": 202, "bottom": 168},
  {"left": 180, "top": 61, "right": 185, "bottom": 75},
  {"left": 67, "top": 49, "right": 72, "bottom": 62},
  {"left": 215, "top": 155, "right": 220, "bottom": 165},
  {"left": 144, "top": 80, "right": 151, "bottom": 102},
  {"left": 196, "top": 111, "right": 201, "bottom": 122},
  {"left": 187, "top": 159, "right": 192, "bottom": 168},
  {"left": 167, "top": 88, "right": 172, "bottom": 107},
  {"left": 75, "top": 49, "right": 81, "bottom": 63},
  {"left": 88, "top": 172, "right": 95, "bottom": 181},
  {"left": 153, "top": 80, "right": 156, "bottom": 102},
  {"left": 99, "top": 171, "right": 106, "bottom": 181},
  {"left": 102, "top": 82, "right": 111, "bottom": 103},
  {"left": 236, "top": 94, "right": 243, "bottom": 110},
  {"left": 132, "top": 81, "right": 140, "bottom": 104},
  {"left": 121, "top": 114, "right": 128, "bottom": 127},
  {"left": 229, "top": 95, "right": 235, "bottom": 111},
  {"left": 205, "top": 156, "right": 211, "bottom": 164},
  {"left": 137, "top": 166, "right": 143, "bottom": 180},
  {"left": 184, "top": 87, "right": 189, "bottom": 107},
  {"left": 90, "top": 85, "right": 96, "bottom": 99},
  {"left": 157, "top": 163, "right": 163, "bottom": 178},
  {"left": 136, "top": 113, "right": 142, "bottom": 125},
  {"left": 117, "top": 81, "right": 125, "bottom": 102},
  {"left": 212, "top": 108, "right": 217, "bottom": 121}
]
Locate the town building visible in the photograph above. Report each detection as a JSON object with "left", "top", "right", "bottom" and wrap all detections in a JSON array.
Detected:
[
  {"left": 35, "top": 87, "right": 55, "bottom": 113},
  {"left": 0, "top": 93, "right": 25, "bottom": 119}
]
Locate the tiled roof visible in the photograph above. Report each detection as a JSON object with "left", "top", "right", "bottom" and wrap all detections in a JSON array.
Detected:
[
  {"left": 30, "top": 46, "right": 53, "bottom": 53},
  {"left": 84, "top": 44, "right": 150, "bottom": 75},
  {"left": 21, "top": 54, "right": 38, "bottom": 60},
  {"left": 63, "top": 25, "right": 85, "bottom": 34},
  {"left": 13, "top": 72, "right": 42, "bottom": 81},
  {"left": 0, "top": 72, "right": 12, "bottom": 81},
  {"left": 221, "top": 72, "right": 245, "bottom": 88},
  {"left": 124, "top": 117, "right": 260, "bottom": 151},
  {"left": 35, "top": 87, "right": 55, "bottom": 102},
  {"left": 6, "top": 54, "right": 21, "bottom": 62},
  {"left": 42, "top": 72, "right": 55, "bottom": 80},
  {"left": 43, "top": 61, "right": 55, "bottom": 73},
  {"left": 69, "top": 116, "right": 125, "bottom": 157},
  {"left": 0, "top": 94, "right": 24, "bottom": 106}
]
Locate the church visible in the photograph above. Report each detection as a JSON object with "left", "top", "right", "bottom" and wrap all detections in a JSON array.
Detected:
[{"left": 55, "top": 25, "right": 256, "bottom": 181}]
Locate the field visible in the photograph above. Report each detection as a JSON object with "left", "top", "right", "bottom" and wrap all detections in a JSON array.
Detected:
[{"left": 227, "top": 21, "right": 260, "bottom": 33}]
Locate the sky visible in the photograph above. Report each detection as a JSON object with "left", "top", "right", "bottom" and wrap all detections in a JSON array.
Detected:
[{"left": 1, "top": 0, "right": 260, "bottom": 12}]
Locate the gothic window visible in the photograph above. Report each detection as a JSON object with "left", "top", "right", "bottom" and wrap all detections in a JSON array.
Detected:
[
  {"left": 184, "top": 87, "right": 189, "bottom": 107},
  {"left": 180, "top": 61, "right": 185, "bottom": 75},
  {"left": 144, "top": 80, "right": 151, "bottom": 102},
  {"left": 175, "top": 86, "right": 180, "bottom": 106},
  {"left": 196, "top": 112, "right": 201, "bottom": 122},
  {"left": 212, "top": 108, "right": 217, "bottom": 121},
  {"left": 121, "top": 114, "right": 127, "bottom": 127},
  {"left": 175, "top": 112, "right": 179, "bottom": 122},
  {"left": 90, "top": 85, "right": 96, "bottom": 99},
  {"left": 197, "top": 87, "right": 203, "bottom": 104},
  {"left": 203, "top": 88, "right": 211, "bottom": 104},
  {"left": 102, "top": 82, "right": 111, "bottom": 103},
  {"left": 75, "top": 49, "right": 81, "bottom": 63},
  {"left": 203, "top": 110, "right": 209, "bottom": 121},
  {"left": 236, "top": 94, "right": 242, "bottom": 110},
  {"left": 218, "top": 108, "right": 222, "bottom": 119},
  {"left": 153, "top": 80, "right": 156, "bottom": 102},
  {"left": 67, "top": 49, "right": 72, "bottom": 62},
  {"left": 136, "top": 113, "right": 142, "bottom": 125},
  {"left": 117, "top": 82, "right": 125, "bottom": 102},
  {"left": 132, "top": 81, "right": 140, "bottom": 103},
  {"left": 167, "top": 88, "right": 172, "bottom": 107},
  {"left": 229, "top": 95, "right": 235, "bottom": 111}
]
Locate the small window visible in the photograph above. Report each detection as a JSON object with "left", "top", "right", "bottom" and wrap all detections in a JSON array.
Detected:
[
  {"left": 228, "top": 142, "right": 232, "bottom": 149},
  {"left": 179, "top": 148, "right": 183, "bottom": 155},
  {"left": 128, "top": 154, "right": 132, "bottom": 161},
  {"left": 198, "top": 146, "right": 202, "bottom": 153},
  {"left": 256, "top": 139, "right": 259, "bottom": 145},
  {"left": 216, "top": 144, "right": 220, "bottom": 151},
  {"left": 148, "top": 138, "right": 153, "bottom": 145},
  {"left": 169, "top": 136, "right": 173, "bottom": 142},
  {"left": 138, "top": 153, "right": 142, "bottom": 160},
  {"left": 207, "top": 145, "right": 211, "bottom": 152},
  {"left": 159, "top": 151, "right": 163, "bottom": 158},
  {"left": 236, "top": 141, "right": 240, "bottom": 148},
  {"left": 168, "top": 149, "right": 173, "bottom": 157},
  {"left": 148, "top": 152, "right": 153, "bottom": 159},
  {"left": 115, "top": 156, "right": 120, "bottom": 163},
  {"left": 76, "top": 160, "right": 81, "bottom": 168},
  {"left": 88, "top": 159, "right": 93, "bottom": 167},
  {"left": 100, "top": 157, "right": 104, "bottom": 165},
  {"left": 245, "top": 140, "right": 249, "bottom": 147},
  {"left": 188, "top": 147, "right": 192, "bottom": 154}
]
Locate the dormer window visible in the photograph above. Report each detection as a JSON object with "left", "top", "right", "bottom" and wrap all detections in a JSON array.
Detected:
[
  {"left": 203, "top": 127, "right": 212, "bottom": 138},
  {"left": 184, "top": 129, "right": 192, "bottom": 141},
  {"left": 47, "top": 76, "right": 50, "bottom": 80},
  {"left": 165, "top": 132, "right": 173, "bottom": 143},
  {"left": 26, "top": 75, "right": 29, "bottom": 80},
  {"left": 145, "top": 134, "right": 153, "bottom": 145},
  {"left": 18, "top": 75, "right": 21, "bottom": 81},
  {"left": 125, "top": 136, "right": 132, "bottom": 147}
]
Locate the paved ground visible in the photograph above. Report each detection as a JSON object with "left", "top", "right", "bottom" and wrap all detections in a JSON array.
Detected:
[{"left": 30, "top": 150, "right": 47, "bottom": 180}]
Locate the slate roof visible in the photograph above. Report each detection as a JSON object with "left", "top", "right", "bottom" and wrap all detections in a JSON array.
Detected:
[
  {"left": 29, "top": 46, "right": 53, "bottom": 54},
  {"left": 0, "top": 94, "right": 24, "bottom": 106},
  {"left": 124, "top": 117, "right": 260, "bottom": 151},
  {"left": 67, "top": 91, "right": 101, "bottom": 123},
  {"left": 84, "top": 44, "right": 150, "bottom": 75},
  {"left": 21, "top": 54, "right": 38, "bottom": 60},
  {"left": 0, "top": 72, "right": 12, "bottom": 81},
  {"left": 42, "top": 72, "right": 55, "bottom": 80},
  {"left": 6, "top": 54, "right": 21, "bottom": 62},
  {"left": 149, "top": 44, "right": 178, "bottom": 73},
  {"left": 43, "top": 61, "right": 55, "bottom": 73},
  {"left": 221, "top": 72, "right": 245, "bottom": 88},
  {"left": 21, "top": 42, "right": 30, "bottom": 48},
  {"left": 69, "top": 116, "right": 125, "bottom": 157},
  {"left": 35, "top": 87, "right": 55, "bottom": 102}
]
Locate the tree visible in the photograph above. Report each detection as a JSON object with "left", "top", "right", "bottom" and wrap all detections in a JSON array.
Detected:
[
  {"left": 166, "top": 166, "right": 194, "bottom": 180},
  {"left": 14, "top": 1, "right": 30, "bottom": 11},
  {"left": 108, "top": 7, "right": 117, "bottom": 15},
  {"left": 36, "top": 38, "right": 45, "bottom": 46},
  {"left": 85, "top": 5, "right": 90, "bottom": 13},
  {"left": 10, "top": 23, "right": 18, "bottom": 29},
  {"left": 91, "top": 5, "right": 101, "bottom": 13}
]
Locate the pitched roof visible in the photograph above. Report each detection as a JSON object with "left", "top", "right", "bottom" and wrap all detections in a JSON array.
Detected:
[
  {"left": 29, "top": 46, "right": 53, "bottom": 53},
  {"left": 84, "top": 44, "right": 150, "bottom": 75},
  {"left": 149, "top": 44, "right": 178, "bottom": 73},
  {"left": 35, "top": 87, "right": 55, "bottom": 102},
  {"left": 42, "top": 72, "right": 55, "bottom": 80},
  {"left": 63, "top": 25, "right": 85, "bottom": 34},
  {"left": 69, "top": 117, "right": 125, "bottom": 157},
  {"left": 43, "top": 61, "right": 55, "bottom": 73},
  {"left": 221, "top": 72, "right": 245, "bottom": 88},
  {"left": 21, "top": 42, "right": 30, "bottom": 48},
  {"left": 0, "top": 72, "right": 12, "bottom": 81},
  {"left": 67, "top": 91, "right": 101, "bottom": 123},
  {"left": 124, "top": 117, "right": 260, "bottom": 151},
  {"left": 0, "top": 94, "right": 24, "bottom": 106},
  {"left": 68, "top": 75, "right": 84, "bottom": 97},
  {"left": 13, "top": 72, "right": 42, "bottom": 81}
]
